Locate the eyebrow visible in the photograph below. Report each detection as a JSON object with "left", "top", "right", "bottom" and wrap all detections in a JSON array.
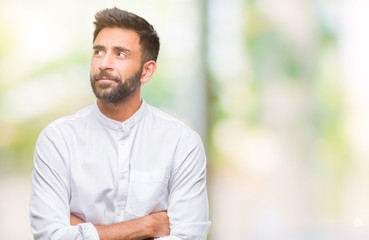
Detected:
[{"left": 93, "top": 45, "right": 131, "bottom": 54}]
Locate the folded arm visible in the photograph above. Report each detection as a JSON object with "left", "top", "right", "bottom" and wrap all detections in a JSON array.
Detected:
[
  {"left": 71, "top": 213, "right": 169, "bottom": 240},
  {"left": 30, "top": 127, "right": 169, "bottom": 240},
  {"left": 162, "top": 130, "right": 211, "bottom": 239}
]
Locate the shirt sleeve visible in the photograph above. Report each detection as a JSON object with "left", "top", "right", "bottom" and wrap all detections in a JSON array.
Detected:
[
  {"left": 164, "top": 129, "right": 211, "bottom": 240},
  {"left": 30, "top": 126, "right": 99, "bottom": 240}
]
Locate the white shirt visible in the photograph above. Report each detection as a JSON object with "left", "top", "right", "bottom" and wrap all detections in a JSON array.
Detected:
[{"left": 30, "top": 100, "right": 210, "bottom": 240}]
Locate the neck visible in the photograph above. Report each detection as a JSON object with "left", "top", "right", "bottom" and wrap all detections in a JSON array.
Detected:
[{"left": 97, "top": 88, "right": 142, "bottom": 122}]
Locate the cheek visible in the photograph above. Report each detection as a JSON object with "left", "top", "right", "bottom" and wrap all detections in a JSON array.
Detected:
[
  {"left": 114, "top": 66, "right": 127, "bottom": 79},
  {"left": 117, "top": 62, "right": 140, "bottom": 76}
]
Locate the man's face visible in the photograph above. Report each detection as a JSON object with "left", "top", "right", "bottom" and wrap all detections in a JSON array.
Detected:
[{"left": 90, "top": 27, "right": 143, "bottom": 103}]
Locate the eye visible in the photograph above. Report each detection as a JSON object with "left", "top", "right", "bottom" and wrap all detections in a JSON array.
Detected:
[
  {"left": 118, "top": 52, "right": 126, "bottom": 57},
  {"left": 94, "top": 50, "right": 104, "bottom": 56}
]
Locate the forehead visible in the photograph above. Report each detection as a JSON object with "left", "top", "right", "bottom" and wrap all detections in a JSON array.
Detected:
[{"left": 94, "top": 27, "right": 141, "bottom": 51}]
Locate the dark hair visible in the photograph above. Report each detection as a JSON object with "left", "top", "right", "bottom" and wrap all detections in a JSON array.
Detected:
[{"left": 93, "top": 7, "right": 160, "bottom": 63}]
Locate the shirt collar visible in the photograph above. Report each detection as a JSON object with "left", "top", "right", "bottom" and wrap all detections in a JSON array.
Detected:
[{"left": 93, "top": 99, "right": 147, "bottom": 131}]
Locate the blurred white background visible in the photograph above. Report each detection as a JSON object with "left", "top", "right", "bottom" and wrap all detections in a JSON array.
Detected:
[{"left": 1, "top": 0, "right": 369, "bottom": 239}]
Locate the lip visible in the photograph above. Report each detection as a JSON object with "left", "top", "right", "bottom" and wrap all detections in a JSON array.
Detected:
[{"left": 97, "top": 78, "right": 115, "bottom": 83}]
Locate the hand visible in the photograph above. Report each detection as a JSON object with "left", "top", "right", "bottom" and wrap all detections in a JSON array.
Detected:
[
  {"left": 146, "top": 211, "right": 170, "bottom": 238},
  {"left": 70, "top": 214, "right": 85, "bottom": 226}
]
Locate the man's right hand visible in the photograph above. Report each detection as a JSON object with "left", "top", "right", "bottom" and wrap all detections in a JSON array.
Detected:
[
  {"left": 94, "top": 211, "right": 170, "bottom": 240},
  {"left": 145, "top": 211, "right": 170, "bottom": 237},
  {"left": 70, "top": 214, "right": 85, "bottom": 226}
]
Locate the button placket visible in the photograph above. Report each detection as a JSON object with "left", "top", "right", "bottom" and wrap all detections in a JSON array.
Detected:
[{"left": 115, "top": 128, "right": 130, "bottom": 221}]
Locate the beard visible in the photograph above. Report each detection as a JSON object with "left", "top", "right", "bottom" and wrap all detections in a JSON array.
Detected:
[{"left": 90, "top": 67, "right": 142, "bottom": 103}]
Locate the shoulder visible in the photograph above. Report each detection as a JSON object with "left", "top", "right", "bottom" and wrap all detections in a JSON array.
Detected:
[
  {"left": 39, "top": 104, "right": 94, "bottom": 140},
  {"left": 145, "top": 103, "right": 204, "bottom": 147},
  {"left": 146, "top": 104, "right": 198, "bottom": 134},
  {"left": 145, "top": 104, "right": 189, "bottom": 130}
]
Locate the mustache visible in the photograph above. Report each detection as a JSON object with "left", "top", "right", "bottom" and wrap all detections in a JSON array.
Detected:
[{"left": 92, "top": 70, "right": 120, "bottom": 83}]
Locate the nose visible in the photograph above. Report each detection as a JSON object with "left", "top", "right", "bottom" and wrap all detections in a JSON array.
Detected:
[{"left": 99, "top": 54, "right": 114, "bottom": 71}]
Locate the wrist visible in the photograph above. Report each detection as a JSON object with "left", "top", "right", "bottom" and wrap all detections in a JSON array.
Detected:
[{"left": 143, "top": 214, "right": 155, "bottom": 237}]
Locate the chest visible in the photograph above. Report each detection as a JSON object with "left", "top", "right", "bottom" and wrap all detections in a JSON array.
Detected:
[{"left": 68, "top": 129, "right": 174, "bottom": 224}]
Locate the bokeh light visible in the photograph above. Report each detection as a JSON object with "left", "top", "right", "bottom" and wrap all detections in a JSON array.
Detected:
[{"left": 1, "top": 0, "right": 369, "bottom": 239}]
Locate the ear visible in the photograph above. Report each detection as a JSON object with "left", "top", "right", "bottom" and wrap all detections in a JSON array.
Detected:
[{"left": 140, "top": 60, "right": 156, "bottom": 84}]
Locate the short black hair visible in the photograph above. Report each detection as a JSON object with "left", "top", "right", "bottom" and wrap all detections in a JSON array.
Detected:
[{"left": 93, "top": 7, "right": 160, "bottom": 63}]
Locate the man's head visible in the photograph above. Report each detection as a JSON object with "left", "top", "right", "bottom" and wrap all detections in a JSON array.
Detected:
[
  {"left": 90, "top": 8, "right": 159, "bottom": 104},
  {"left": 93, "top": 7, "right": 160, "bottom": 64}
]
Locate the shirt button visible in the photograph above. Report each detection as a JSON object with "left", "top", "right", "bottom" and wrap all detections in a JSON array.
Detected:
[
  {"left": 119, "top": 140, "right": 125, "bottom": 146},
  {"left": 117, "top": 210, "right": 123, "bottom": 216}
]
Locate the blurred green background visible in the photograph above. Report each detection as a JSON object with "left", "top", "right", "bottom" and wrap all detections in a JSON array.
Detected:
[{"left": 1, "top": 0, "right": 369, "bottom": 239}]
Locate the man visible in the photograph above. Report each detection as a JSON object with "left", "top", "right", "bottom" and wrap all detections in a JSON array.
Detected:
[{"left": 30, "top": 7, "right": 210, "bottom": 240}]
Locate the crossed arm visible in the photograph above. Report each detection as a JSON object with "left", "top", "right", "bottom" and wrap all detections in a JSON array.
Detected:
[
  {"left": 31, "top": 127, "right": 210, "bottom": 239},
  {"left": 70, "top": 212, "right": 169, "bottom": 240}
]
